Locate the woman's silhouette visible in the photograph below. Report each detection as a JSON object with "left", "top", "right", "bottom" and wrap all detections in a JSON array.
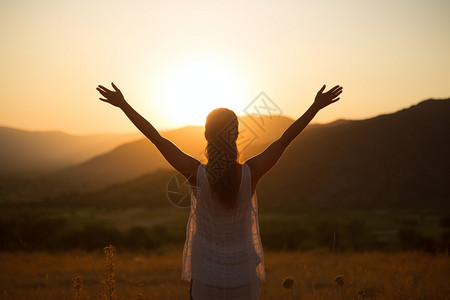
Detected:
[{"left": 96, "top": 83, "right": 342, "bottom": 299}]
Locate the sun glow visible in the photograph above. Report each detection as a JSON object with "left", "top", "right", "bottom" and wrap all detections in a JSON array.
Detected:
[{"left": 155, "top": 54, "right": 246, "bottom": 128}]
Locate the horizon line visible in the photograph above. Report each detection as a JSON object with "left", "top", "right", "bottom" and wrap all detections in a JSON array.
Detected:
[{"left": 1, "top": 97, "right": 448, "bottom": 136}]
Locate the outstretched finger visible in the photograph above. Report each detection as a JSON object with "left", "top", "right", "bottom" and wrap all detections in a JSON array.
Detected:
[
  {"left": 333, "top": 89, "right": 343, "bottom": 96},
  {"left": 331, "top": 97, "right": 340, "bottom": 103},
  {"left": 330, "top": 90, "right": 342, "bottom": 98},
  {"left": 97, "top": 85, "right": 111, "bottom": 93},
  {"left": 329, "top": 85, "right": 342, "bottom": 93},
  {"left": 97, "top": 88, "right": 108, "bottom": 97},
  {"left": 99, "top": 98, "right": 108, "bottom": 102},
  {"left": 318, "top": 85, "right": 326, "bottom": 94},
  {"left": 111, "top": 82, "right": 120, "bottom": 92}
]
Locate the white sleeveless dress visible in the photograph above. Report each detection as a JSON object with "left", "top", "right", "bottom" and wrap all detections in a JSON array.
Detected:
[{"left": 182, "top": 163, "right": 265, "bottom": 300}]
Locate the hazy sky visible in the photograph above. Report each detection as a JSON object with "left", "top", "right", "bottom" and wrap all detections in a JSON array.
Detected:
[{"left": 1, "top": 0, "right": 449, "bottom": 134}]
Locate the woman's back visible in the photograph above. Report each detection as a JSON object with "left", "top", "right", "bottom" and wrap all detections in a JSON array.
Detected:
[{"left": 182, "top": 163, "right": 265, "bottom": 300}]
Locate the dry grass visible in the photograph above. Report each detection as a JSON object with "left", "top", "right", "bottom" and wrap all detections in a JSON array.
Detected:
[{"left": 0, "top": 250, "right": 449, "bottom": 299}]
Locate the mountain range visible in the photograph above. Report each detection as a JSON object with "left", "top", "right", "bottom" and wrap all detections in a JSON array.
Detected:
[
  {"left": 257, "top": 98, "right": 450, "bottom": 211},
  {"left": 0, "top": 127, "right": 139, "bottom": 175},
  {"left": 1, "top": 98, "right": 449, "bottom": 210}
]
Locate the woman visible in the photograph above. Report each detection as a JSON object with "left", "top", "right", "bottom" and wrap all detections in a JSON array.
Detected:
[{"left": 96, "top": 83, "right": 342, "bottom": 299}]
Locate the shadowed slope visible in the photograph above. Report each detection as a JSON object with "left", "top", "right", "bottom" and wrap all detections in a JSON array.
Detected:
[{"left": 258, "top": 98, "right": 450, "bottom": 211}]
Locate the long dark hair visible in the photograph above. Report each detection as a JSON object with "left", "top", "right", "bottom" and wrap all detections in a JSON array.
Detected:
[{"left": 204, "top": 108, "right": 240, "bottom": 208}]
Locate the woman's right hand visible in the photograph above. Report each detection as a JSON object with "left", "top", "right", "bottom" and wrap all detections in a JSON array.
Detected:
[
  {"left": 313, "top": 85, "right": 343, "bottom": 110},
  {"left": 96, "top": 82, "right": 127, "bottom": 108}
]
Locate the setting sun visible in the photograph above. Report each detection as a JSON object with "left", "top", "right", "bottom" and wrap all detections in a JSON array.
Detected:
[
  {"left": 154, "top": 53, "right": 246, "bottom": 127},
  {"left": 1, "top": 1, "right": 448, "bottom": 134}
]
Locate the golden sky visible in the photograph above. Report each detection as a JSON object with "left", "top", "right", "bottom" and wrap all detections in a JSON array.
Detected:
[{"left": 1, "top": 0, "right": 449, "bottom": 134}]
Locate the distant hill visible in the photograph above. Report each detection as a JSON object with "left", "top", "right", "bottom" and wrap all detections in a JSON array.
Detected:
[
  {"left": 0, "top": 115, "right": 294, "bottom": 201},
  {"left": 257, "top": 98, "right": 450, "bottom": 211},
  {"left": 43, "top": 98, "right": 450, "bottom": 211},
  {"left": 48, "top": 115, "right": 294, "bottom": 190},
  {"left": 4, "top": 99, "right": 450, "bottom": 209},
  {"left": 0, "top": 127, "right": 139, "bottom": 175},
  {"left": 49, "top": 126, "right": 204, "bottom": 188}
]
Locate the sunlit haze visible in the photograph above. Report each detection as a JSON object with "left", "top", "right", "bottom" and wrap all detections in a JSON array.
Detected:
[
  {"left": 1, "top": 0, "right": 449, "bottom": 134},
  {"left": 154, "top": 52, "right": 246, "bottom": 126}
]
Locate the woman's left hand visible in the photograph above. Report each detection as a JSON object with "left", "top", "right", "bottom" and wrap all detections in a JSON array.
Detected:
[{"left": 96, "top": 82, "right": 127, "bottom": 108}]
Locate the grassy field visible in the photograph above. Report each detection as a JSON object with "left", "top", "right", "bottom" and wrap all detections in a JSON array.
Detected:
[
  {"left": 0, "top": 249, "right": 449, "bottom": 300},
  {"left": 1, "top": 205, "right": 449, "bottom": 299}
]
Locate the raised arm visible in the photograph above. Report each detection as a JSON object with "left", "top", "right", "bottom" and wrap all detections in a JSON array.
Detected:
[
  {"left": 96, "top": 83, "right": 199, "bottom": 183},
  {"left": 246, "top": 85, "right": 342, "bottom": 189}
]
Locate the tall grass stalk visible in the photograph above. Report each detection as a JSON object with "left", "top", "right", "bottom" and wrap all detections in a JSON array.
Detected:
[
  {"left": 335, "top": 275, "right": 344, "bottom": 300},
  {"left": 71, "top": 275, "right": 83, "bottom": 300},
  {"left": 103, "top": 245, "right": 116, "bottom": 300},
  {"left": 282, "top": 277, "right": 297, "bottom": 299}
]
